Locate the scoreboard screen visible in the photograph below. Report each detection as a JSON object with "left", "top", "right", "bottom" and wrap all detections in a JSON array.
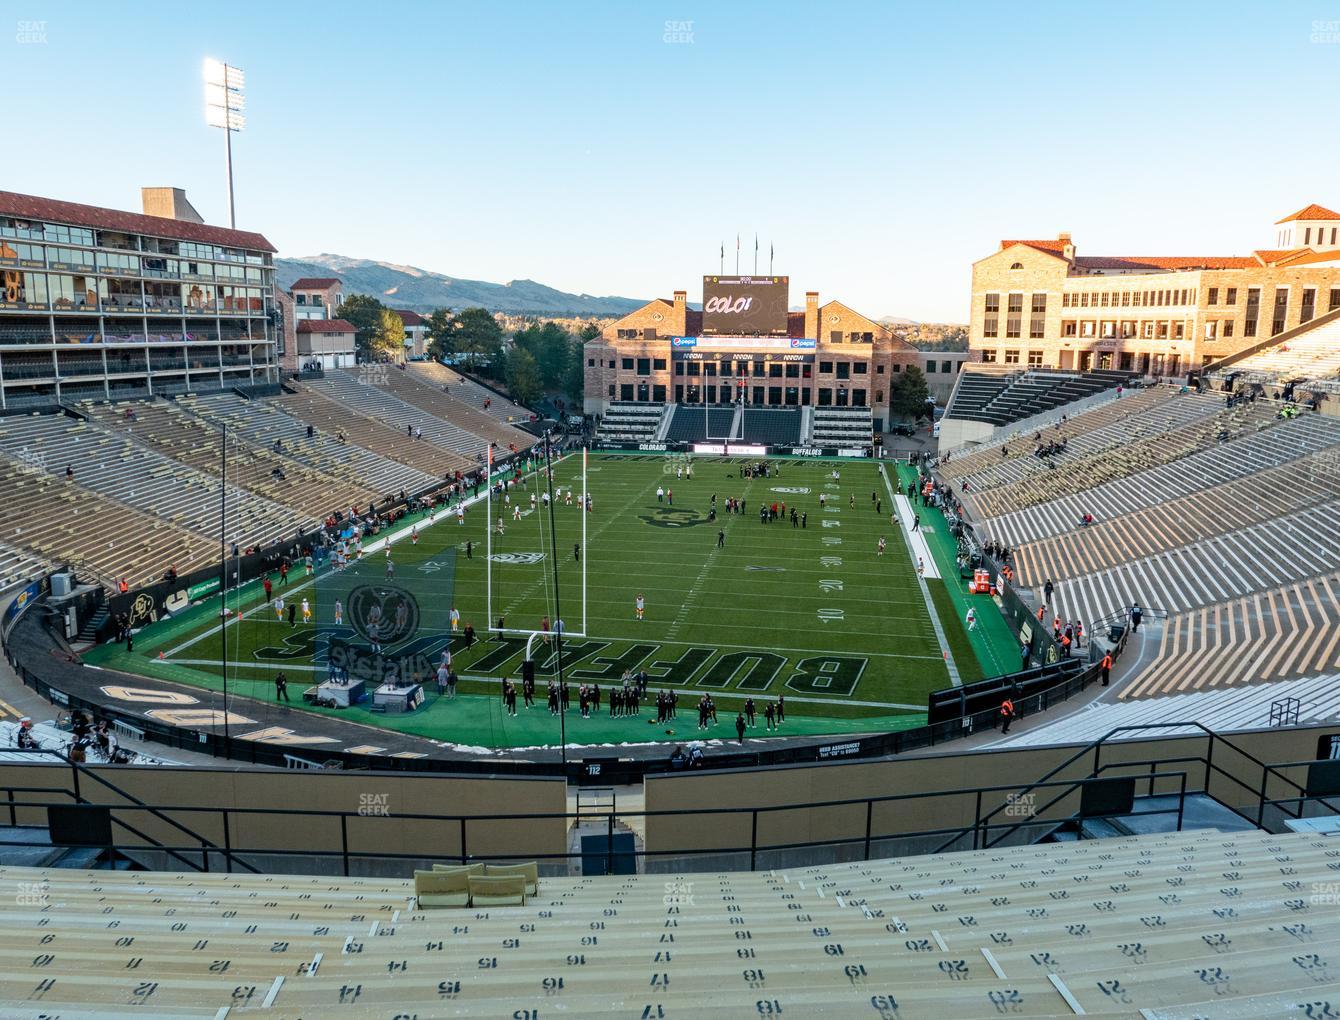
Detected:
[{"left": 702, "top": 276, "right": 789, "bottom": 336}]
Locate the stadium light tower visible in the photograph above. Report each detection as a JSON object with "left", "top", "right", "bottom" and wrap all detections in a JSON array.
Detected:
[{"left": 203, "top": 58, "right": 246, "bottom": 228}]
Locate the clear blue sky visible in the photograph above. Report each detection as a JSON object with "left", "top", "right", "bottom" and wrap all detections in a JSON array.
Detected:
[{"left": 4, "top": 0, "right": 1338, "bottom": 321}]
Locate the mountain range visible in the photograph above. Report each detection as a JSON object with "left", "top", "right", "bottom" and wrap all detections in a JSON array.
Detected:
[{"left": 275, "top": 254, "right": 648, "bottom": 317}]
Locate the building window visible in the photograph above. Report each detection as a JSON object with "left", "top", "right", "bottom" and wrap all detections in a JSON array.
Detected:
[
  {"left": 1223, "top": 321, "right": 1233, "bottom": 337},
  {"left": 620, "top": 384, "right": 634, "bottom": 400},
  {"left": 836, "top": 362, "right": 850, "bottom": 380},
  {"left": 1003, "top": 349, "right": 1020, "bottom": 365},
  {"left": 984, "top": 293, "right": 1000, "bottom": 313},
  {"left": 1029, "top": 317, "right": 1044, "bottom": 338},
  {"left": 1226, "top": 287, "right": 1237, "bottom": 304},
  {"left": 1027, "top": 350, "right": 1043, "bottom": 367},
  {"left": 940, "top": 360, "right": 952, "bottom": 373},
  {"left": 925, "top": 361, "right": 938, "bottom": 373},
  {"left": 980, "top": 350, "right": 997, "bottom": 363},
  {"left": 1031, "top": 293, "right": 1047, "bottom": 313},
  {"left": 621, "top": 357, "right": 634, "bottom": 370},
  {"left": 1272, "top": 287, "right": 1288, "bottom": 335},
  {"left": 983, "top": 317, "right": 998, "bottom": 338},
  {"left": 1009, "top": 262, "right": 1023, "bottom": 269},
  {"left": 853, "top": 362, "right": 867, "bottom": 375},
  {"left": 636, "top": 357, "right": 651, "bottom": 375},
  {"left": 653, "top": 357, "right": 666, "bottom": 370},
  {"left": 1006, "top": 318, "right": 1021, "bottom": 338},
  {"left": 1302, "top": 288, "right": 1316, "bottom": 323},
  {"left": 1207, "top": 287, "right": 1218, "bottom": 305},
  {"left": 587, "top": 357, "right": 595, "bottom": 367},
  {"left": 1330, "top": 288, "right": 1340, "bottom": 312},
  {"left": 830, "top": 331, "right": 842, "bottom": 342},
  {"left": 819, "top": 360, "right": 833, "bottom": 373},
  {"left": 1007, "top": 294, "right": 1023, "bottom": 314},
  {"left": 876, "top": 364, "right": 885, "bottom": 374},
  {"left": 1244, "top": 318, "right": 1257, "bottom": 337},
  {"left": 1062, "top": 322, "right": 1076, "bottom": 337},
  {"left": 608, "top": 359, "right": 615, "bottom": 368}
]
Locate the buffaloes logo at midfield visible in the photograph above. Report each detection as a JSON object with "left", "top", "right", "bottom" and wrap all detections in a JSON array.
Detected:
[
  {"left": 488, "top": 552, "right": 545, "bottom": 565},
  {"left": 639, "top": 507, "right": 710, "bottom": 529},
  {"left": 347, "top": 584, "right": 419, "bottom": 645}
]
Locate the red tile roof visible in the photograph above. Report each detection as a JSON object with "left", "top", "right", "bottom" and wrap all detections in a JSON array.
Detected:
[
  {"left": 1075, "top": 255, "right": 1259, "bottom": 271},
  {"left": 394, "top": 309, "right": 426, "bottom": 326},
  {"left": 296, "top": 318, "right": 356, "bottom": 334},
  {"left": 1001, "top": 238, "right": 1069, "bottom": 255},
  {"left": 1276, "top": 203, "right": 1340, "bottom": 223},
  {"left": 0, "top": 190, "right": 275, "bottom": 253},
  {"left": 290, "top": 277, "right": 342, "bottom": 291}
]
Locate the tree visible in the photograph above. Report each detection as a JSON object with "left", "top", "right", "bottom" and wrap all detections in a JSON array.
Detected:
[
  {"left": 504, "top": 345, "right": 542, "bottom": 406},
  {"left": 371, "top": 308, "right": 406, "bottom": 360},
  {"left": 578, "top": 323, "right": 601, "bottom": 342},
  {"left": 564, "top": 336, "right": 586, "bottom": 408},
  {"left": 425, "top": 308, "right": 455, "bottom": 360},
  {"left": 451, "top": 307, "right": 505, "bottom": 371},
  {"left": 890, "top": 364, "right": 932, "bottom": 420},
  {"left": 334, "top": 293, "right": 384, "bottom": 357}
]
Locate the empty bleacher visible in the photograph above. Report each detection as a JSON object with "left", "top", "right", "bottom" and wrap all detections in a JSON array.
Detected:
[
  {"left": 0, "top": 459, "right": 214, "bottom": 586},
  {"left": 269, "top": 386, "right": 471, "bottom": 481},
  {"left": 4, "top": 828, "right": 1340, "bottom": 1016},
  {"left": 663, "top": 404, "right": 736, "bottom": 443},
  {"left": 1208, "top": 311, "right": 1340, "bottom": 385},
  {"left": 0, "top": 412, "right": 305, "bottom": 551},
  {"left": 185, "top": 391, "right": 444, "bottom": 498},
  {"left": 1123, "top": 571, "right": 1340, "bottom": 699},
  {"left": 810, "top": 405, "right": 873, "bottom": 449},
  {"left": 595, "top": 401, "right": 666, "bottom": 442},
  {"left": 409, "top": 359, "right": 537, "bottom": 425},
  {"left": 966, "top": 396, "right": 1278, "bottom": 520},
  {"left": 305, "top": 369, "right": 496, "bottom": 461},
  {"left": 0, "top": 539, "right": 47, "bottom": 590},
  {"left": 946, "top": 368, "right": 1135, "bottom": 428},
  {"left": 372, "top": 364, "right": 538, "bottom": 451},
  {"left": 740, "top": 406, "right": 801, "bottom": 445},
  {"left": 80, "top": 398, "right": 377, "bottom": 519},
  {"left": 1011, "top": 437, "right": 1340, "bottom": 585}
]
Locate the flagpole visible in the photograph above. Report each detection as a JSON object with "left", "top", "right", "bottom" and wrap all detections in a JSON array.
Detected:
[
  {"left": 770, "top": 243, "right": 774, "bottom": 275},
  {"left": 754, "top": 233, "right": 758, "bottom": 275},
  {"left": 735, "top": 234, "right": 739, "bottom": 275},
  {"left": 719, "top": 243, "right": 723, "bottom": 275}
]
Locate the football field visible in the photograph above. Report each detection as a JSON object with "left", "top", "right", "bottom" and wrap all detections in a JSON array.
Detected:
[{"left": 88, "top": 454, "right": 989, "bottom": 748}]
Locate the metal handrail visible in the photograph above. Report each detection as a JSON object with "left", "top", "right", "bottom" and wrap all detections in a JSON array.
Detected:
[{"left": 0, "top": 771, "right": 1190, "bottom": 874}]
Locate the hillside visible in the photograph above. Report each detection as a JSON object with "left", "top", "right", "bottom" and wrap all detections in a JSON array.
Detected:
[{"left": 275, "top": 254, "right": 647, "bottom": 317}]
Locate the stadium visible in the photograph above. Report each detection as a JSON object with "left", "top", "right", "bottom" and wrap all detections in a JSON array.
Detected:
[{"left": 4, "top": 104, "right": 1340, "bottom": 1020}]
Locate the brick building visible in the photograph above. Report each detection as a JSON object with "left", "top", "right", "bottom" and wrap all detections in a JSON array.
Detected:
[
  {"left": 0, "top": 188, "right": 277, "bottom": 408},
  {"left": 969, "top": 203, "right": 1340, "bottom": 376},
  {"left": 583, "top": 286, "right": 920, "bottom": 431}
]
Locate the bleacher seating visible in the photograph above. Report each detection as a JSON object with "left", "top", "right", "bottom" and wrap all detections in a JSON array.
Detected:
[
  {"left": 810, "top": 405, "right": 873, "bottom": 449},
  {"left": 265, "top": 387, "right": 470, "bottom": 481},
  {"left": 946, "top": 368, "right": 1135, "bottom": 428},
  {"left": 1208, "top": 312, "right": 1340, "bottom": 385},
  {"left": 183, "top": 388, "right": 442, "bottom": 498},
  {"left": 740, "top": 407, "right": 801, "bottom": 445},
  {"left": 595, "top": 401, "right": 666, "bottom": 441},
  {"left": 664, "top": 405, "right": 736, "bottom": 443},
  {"left": 966, "top": 396, "right": 1277, "bottom": 520},
  {"left": 0, "top": 539, "right": 47, "bottom": 590},
  {"left": 1123, "top": 571, "right": 1340, "bottom": 699},
  {"left": 372, "top": 364, "right": 538, "bottom": 451},
  {"left": 305, "top": 369, "right": 499, "bottom": 461},
  {"left": 0, "top": 457, "right": 214, "bottom": 586},
  {"left": 5, "top": 829, "right": 1340, "bottom": 1016},
  {"left": 0, "top": 412, "right": 305, "bottom": 553},
  {"left": 81, "top": 398, "right": 377, "bottom": 519},
  {"left": 409, "top": 359, "right": 537, "bottom": 425}
]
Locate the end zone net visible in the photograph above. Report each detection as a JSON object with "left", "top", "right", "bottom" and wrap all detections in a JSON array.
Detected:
[{"left": 486, "top": 444, "right": 588, "bottom": 639}]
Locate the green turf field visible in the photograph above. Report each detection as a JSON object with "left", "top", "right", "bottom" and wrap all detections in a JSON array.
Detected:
[{"left": 86, "top": 454, "right": 1012, "bottom": 749}]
